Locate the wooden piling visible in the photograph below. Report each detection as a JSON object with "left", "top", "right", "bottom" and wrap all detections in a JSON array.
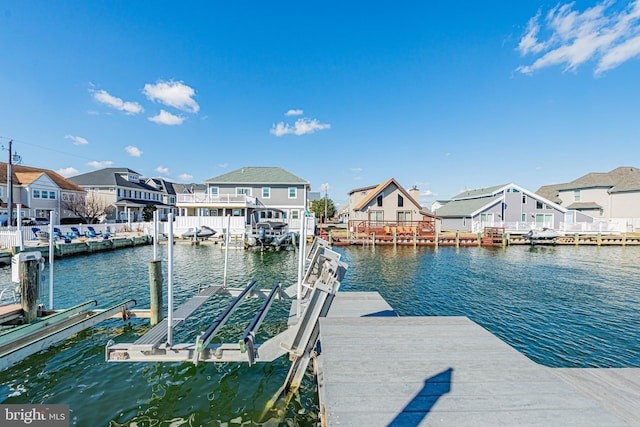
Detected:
[
  {"left": 392, "top": 230, "right": 397, "bottom": 246},
  {"left": 455, "top": 231, "right": 460, "bottom": 248},
  {"left": 20, "top": 259, "right": 39, "bottom": 323},
  {"left": 149, "top": 260, "right": 163, "bottom": 326},
  {"left": 371, "top": 232, "right": 376, "bottom": 247}
]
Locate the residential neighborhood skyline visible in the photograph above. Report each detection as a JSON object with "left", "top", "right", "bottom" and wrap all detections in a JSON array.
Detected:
[{"left": 2, "top": 1, "right": 640, "bottom": 207}]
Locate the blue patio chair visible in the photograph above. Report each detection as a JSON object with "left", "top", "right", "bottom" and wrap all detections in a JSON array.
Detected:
[
  {"left": 53, "top": 227, "right": 65, "bottom": 240},
  {"left": 70, "top": 227, "right": 83, "bottom": 238},
  {"left": 31, "top": 227, "right": 40, "bottom": 240}
]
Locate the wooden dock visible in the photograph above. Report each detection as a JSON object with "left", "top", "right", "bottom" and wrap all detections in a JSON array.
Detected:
[{"left": 316, "top": 292, "right": 638, "bottom": 426}]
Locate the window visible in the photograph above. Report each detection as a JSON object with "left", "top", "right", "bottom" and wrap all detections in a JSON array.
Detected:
[
  {"left": 397, "top": 195, "right": 404, "bottom": 207},
  {"left": 574, "top": 190, "right": 581, "bottom": 201},
  {"left": 41, "top": 191, "right": 48, "bottom": 199},
  {"left": 536, "top": 201, "right": 544, "bottom": 209},
  {"left": 49, "top": 191, "right": 56, "bottom": 199},
  {"left": 0, "top": 187, "right": 3, "bottom": 198},
  {"left": 376, "top": 195, "right": 383, "bottom": 207},
  {"left": 397, "top": 211, "right": 411, "bottom": 224},
  {"left": 33, "top": 190, "right": 40, "bottom": 198},
  {"left": 291, "top": 210, "right": 299, "bottom": 219},
  {"left": 480, "top": 213, "right": 494, "bottom": 226},
  {"left": 522, "top": 195, "right": 527, "bottom": 204},
  {"left": 522, "top": 213, "right": 526, "bottom": 222},
  {"left": 535, "top": 213, "right": 554, "bottom": 229},
  {"left": 210, "top": 187, "right": 219, "bottom": 197},
  {"left": 262, "top": 187, "right": 271, "bottom": 198},
  {"left": 236, "top": 187, "right": 251, "bottom": 196},
  {"left": 288, "top": 187, "right": 297, "bottom": 199}
]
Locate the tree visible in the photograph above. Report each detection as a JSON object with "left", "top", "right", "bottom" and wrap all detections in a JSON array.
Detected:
[
  {"left": 309, "top": 197, "right": 336, "bottom": 223},
  {"left": 62, "top": 192, "right": 114, "bottom": 224},
  {"left": 142, "top": 204, "right": 156, "bottom": 222}
]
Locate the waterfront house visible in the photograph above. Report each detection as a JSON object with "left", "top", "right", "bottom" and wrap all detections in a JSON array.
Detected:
[
  {"left": 69, "top": 168, "right": 172, "bottom": 222},
  {"left": 435, "top": 183, "right": 595, "bottom": 234},
  {"left": 177, "top": 166, "right": 310, "bottom": 221},
  {"left": 347, "top": 178, "right": 432, "bottom": 227},
  {"left": 536, "top": 166, "right": 640, "bottom": 232},
  {"left": 0, "top": 162, "right": 85, "bottom": 225}
]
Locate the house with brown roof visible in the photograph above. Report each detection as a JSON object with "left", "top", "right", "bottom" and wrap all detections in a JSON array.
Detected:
[
  {"left": 347, "top": 178, "right": 432, "bottom": 227},
  {"left": 536, "top": 167, "right": 640, "bottom": 232},
  {"left": 0, "top": 162, "right": 86, "bottom": 225}
]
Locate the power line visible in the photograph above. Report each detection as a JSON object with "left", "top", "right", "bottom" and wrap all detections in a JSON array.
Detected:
[{"left": 0, "top": 135, "right": 98, "bottom": 162}]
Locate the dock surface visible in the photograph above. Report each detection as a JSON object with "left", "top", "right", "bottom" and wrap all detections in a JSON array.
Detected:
[{"left": 316, "top": 292, "right": 637, "bottom": 426}]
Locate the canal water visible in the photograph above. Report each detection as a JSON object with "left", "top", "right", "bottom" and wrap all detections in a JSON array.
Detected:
[{"left": 0, "top": 244, "right": 638, "bottom": 425}]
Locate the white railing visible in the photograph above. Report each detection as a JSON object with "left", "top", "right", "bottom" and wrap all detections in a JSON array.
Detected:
[
  {"left": 559, "top": 221, "right": 620, "bottom": 234},
  {"left": 174, "top": 216, "right": 247, "bottom": 236},
  {"left": 0, "top": 228, "right": 23, "bottom": 249},
  {"left": 176, "top": 194, "right": 259, "bottom": 206}
]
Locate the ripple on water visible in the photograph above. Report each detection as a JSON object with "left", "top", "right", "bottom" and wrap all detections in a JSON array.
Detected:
[{"left": 0, "top": 244, "right": 638, "bottom": 425}]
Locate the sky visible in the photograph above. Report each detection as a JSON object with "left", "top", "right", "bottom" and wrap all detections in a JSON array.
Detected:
[{"left": 1, "top": 1, "right": 640, "bottom": 209}]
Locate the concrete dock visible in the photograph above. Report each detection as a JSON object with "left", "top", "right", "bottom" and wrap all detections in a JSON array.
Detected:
[{"left": 316, "top": 292, "right": 639, "bottom": 426}]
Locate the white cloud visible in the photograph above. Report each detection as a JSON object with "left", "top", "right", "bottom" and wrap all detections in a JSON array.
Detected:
[
  {"left": 352, "top": 176, "right": 363, "bottom": 181},
  {"left": 56, "top": 167, "right": 79, "bottom": 178},
  {"left": 88, "top": 160, "right": 113, "bottom": 169},
  {"left": 148, "top": 110, "right": 185, "bottom": 125},
  {"left": 143, "top": 80, "right": 199, "bottom": 113},
  {"left": 155, "top": 166, "right": 170, "bottom": 175},
  {"left": 517, "top": 0, "right": 640, "bottom": 75},
  {"left": 285, "top": 109, "right": 304, "bottom": 116},
  {"left": 125, "top": 145, "right": 143, "bottom": 157},
  {"left": 350, "top": 167, "right": 363, "bottom": 172},
  {"left": 91, "top": 89, "right": 143, "bottom": 114},
  {"left": 218, "top": 163, "right": 229, "bottom": 169},
  {"left": 178, "top": 173, "right": 193, "bottom": 182},
  {"left": 270, "top": 118, "right": 331, "bottom": 136},
  {"left": 421, "top": 190, "right": 437, "bottom": 197},
  {"left": 64, "top": 134, "right": 89, "bottom": 145}
]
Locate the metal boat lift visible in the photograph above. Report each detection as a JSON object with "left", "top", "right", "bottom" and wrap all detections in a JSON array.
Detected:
[{"left": 105, "top": 237, "right": 347, "bottom": 392}]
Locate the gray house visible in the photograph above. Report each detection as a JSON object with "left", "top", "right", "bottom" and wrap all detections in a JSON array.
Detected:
[
  {"left": 537, "top": 166, "right": 640, "bottom": 232},
  {"left": 176, "top": 166, "right": 310, "bottom": 222},
  {"left": 435, "top": 183, "right": 594, "bottom": 233},
  {"left": 69, "top": 168, "right": 173, "bottom": 222}
]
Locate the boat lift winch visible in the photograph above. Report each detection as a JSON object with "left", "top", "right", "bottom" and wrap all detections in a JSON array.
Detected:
[{"left": 105, "top": 231, "right": 348, "bottom": 392}]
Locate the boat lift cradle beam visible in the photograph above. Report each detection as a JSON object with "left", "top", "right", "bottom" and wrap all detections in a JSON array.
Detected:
[
  {"left": 1, "top": 299, "right": 136, "bottom": 371},
  {"left": 105, "top": 254, "right": 347, "bottom": 376}
]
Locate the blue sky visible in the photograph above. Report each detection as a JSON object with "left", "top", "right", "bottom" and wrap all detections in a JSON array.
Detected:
[{"left": 1, "top": 1, "right": 640, "bottom": 208}]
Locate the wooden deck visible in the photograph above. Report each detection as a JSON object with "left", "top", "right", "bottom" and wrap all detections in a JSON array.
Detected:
[{"left": 316, "top": 292, "right": 637, "bottom": 426}]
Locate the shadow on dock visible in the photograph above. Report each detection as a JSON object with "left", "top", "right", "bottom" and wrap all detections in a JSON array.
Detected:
[{"left": 388, "top": 368, "right": 453, "bottom": 427}]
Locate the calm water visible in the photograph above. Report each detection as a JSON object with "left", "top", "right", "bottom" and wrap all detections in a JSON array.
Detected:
[{"left": 0, "top": 244, "right": 638, "bottom": 426}]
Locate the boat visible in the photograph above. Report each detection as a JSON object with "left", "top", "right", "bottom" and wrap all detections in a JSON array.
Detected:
[
  {"left": 523, "top": 228, "right": 561, "bottom": 241},
  {"left": 181, "top": 226, "right": 217, "bottom": 240},
  {"left": 245, "top": 208, "right": 292, "bottom": 249}
]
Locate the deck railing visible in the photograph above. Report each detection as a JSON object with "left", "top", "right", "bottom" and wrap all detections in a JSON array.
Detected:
[
  {"left": 176, "top": 194, "right": 259, "bottom": 206},
  {"left": 348, "top": 219, "right": 435, "bottom": 237}
]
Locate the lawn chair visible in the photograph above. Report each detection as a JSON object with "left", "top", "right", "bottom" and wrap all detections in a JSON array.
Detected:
[
  {"left": 53, "top": 227, "right": 66, "bottom": 240},
  {"left": 70, "top": 226, "right": 84, "bottom": 238},
  {"left": 31, "top": 227, "right": 40, "bottom": 240}
]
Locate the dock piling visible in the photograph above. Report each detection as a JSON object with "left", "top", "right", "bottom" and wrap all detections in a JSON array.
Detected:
[
  {"left": 149, "top": 260, "right": 163, "bottom": 326},
  {"left": 20, "top": 258, "right": 40, "bottom": 323}
]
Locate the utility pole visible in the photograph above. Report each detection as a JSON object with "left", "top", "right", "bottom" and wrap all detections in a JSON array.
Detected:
[
  {"left": 7, "top": 140, "right": 13, "bottom": 226},
  {"left": 4, "top": 140, "right": 22, "bottom": 227},
  {"left": 324, "top": 186, "right": 328, "bottom": 225}
]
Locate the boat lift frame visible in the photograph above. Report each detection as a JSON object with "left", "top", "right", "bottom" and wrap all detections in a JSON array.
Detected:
[{"left": 105, "top": 237, "right": 347, "bottom": 392}]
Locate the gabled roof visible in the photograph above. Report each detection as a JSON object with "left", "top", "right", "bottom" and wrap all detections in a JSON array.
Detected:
[
  {"left": 434, "top": 194, "right": 502, "bottom": 217},
  {"left": 353, "top": 178, "right": 422, "bottom": 212},
  {"left": 555, "top": 167, "right": 640, "bottom": 193},
  {"left": 348, "top": 184, "right": 378, "bottom": 195},
  {"left": 205, "top": 167, "right": 309, "bottom": 188},
  {"left": 450, "top": 184, "right": 508, "bottom": 200},
  {"left": 70, "top": 168, "right": 159, "bottom": 192},
  {"left": 437, "top": 183, "right": 567, "bottom": 218},
  {"left": 535, "top": 184, "right": 563, "bottom": 204},
  {"left": 68, "top": 168, "right": 141, "bottom": 186},
  {"left": 0, "top": 162, "right": 84, "bottom": 192}
]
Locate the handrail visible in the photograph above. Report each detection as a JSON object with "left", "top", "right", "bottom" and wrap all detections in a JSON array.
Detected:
[
  {"left": 193, "top": 279, "right": 258, "bottom": 365},
  {"left": 239, "top": 280, "right": 281, "bottom": 366}
]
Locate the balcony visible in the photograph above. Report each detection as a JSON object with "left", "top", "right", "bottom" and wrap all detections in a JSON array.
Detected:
[{"left": 176, "top": 194, "right": 260, "bottom": 207}]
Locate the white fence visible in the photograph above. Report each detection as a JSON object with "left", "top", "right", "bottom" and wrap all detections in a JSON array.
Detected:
[
  {"left": 2, "top": 215, "right": 317, "bottom": 249},
  {"left": 176, "top": 194, "right": 259, "bottom": 206},
  {"left": 474, "top": 220, "right": 625, "bottom": 235}
]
